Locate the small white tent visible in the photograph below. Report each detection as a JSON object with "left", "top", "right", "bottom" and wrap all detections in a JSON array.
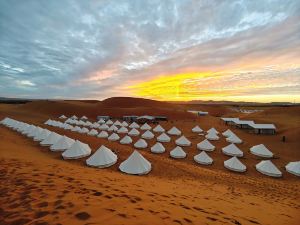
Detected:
[
  {"left": 194, "top": 151, "right": 213, "bottom": 165},
  {"left": 99, "top": 124, "right": 109, "bottom": 131},
  {"left": 50, "top": 136, "right": 75, "bottom": 152},
  {"left": 117, "top": 126, "right": 128, "bottom": 134},
  {"left": 150, "top": 142, "right": 165, "bottom": 154},
  {"left": 197, "top": 139, "right": 215, "bottom": 151},
  {"left": 86, "top": 145, "right": 117, "bottom": 168},
  {"left": 141, "top": 130, "right": 155, "bottom": 139},
  {"left": 157, "top": 133, "right": 171, "bottom": 143},
  {"left": 175, "top": 136, "right": 191, "bottom": 146},
  {"left": 129, "top": 122, "right": 139, "bottom": 128},
  {"left": 59, "top": 115, "right": 67, "bottom": 119},
  {"left": 108, "top": 133, "right": 120, "bottom": 141},
  {"left": 205, "top": 132, "right": 219, "bottom": 141},
  {"left": 285, "top": 161, "right": 300, "bottom": 176},
  {"left": 192, "top": 125, "right": 203, "bottom": 133},
  {"left": 114, "top": 120, "right": 122, "bottom": 126},
  {"left": 120, "top": 135, "right": 133, "bottom": 145},
  {"left": 222, "top": 144, "right": 244, "bottom": 157},
  {"left": 97, "top": 131, "right": 109, "bottom": 138},
  {"left": 140, "top": 123, "right": 151, "bottom": 130},
  {"left": 167, "top": 127, "right": 181, "bottom": 136},
  {"left": 62, "top": 140, "right": 91, "bottom": 159},
  {"left": 134, "top": 139, "right": 148, "bottom": 149},
  {"left": 81, "top": 116, "right": 88, "bottom": 120},
  {"left": 121, "top": 121, "right": 128, "bottom": 127},
  {"left": 40, "top": 132, "right": 62, "bottom": 146},
  {"left": 224, "top": 157, "right": 246, "bottom": 172},
  {"left": 226, "top": 134, "right": 242, "bottom": 144},
  {"left": 170, "top": 146, "right": 187, "bottom": 159},
  {"left": 119, "top": 150, "right": 151, "bottom": 175},
  {"left": 87, "top": 129, "right": 98, "bottom": 136},
  {"left": 108, "top": 125, "right": 118, "bottom": 132},
  {"left": 207, "top": 127, "right": 219, "bottom": 134},
  {"left": 79, "top": 127, "right": 89, "bottom": 134},
  {"left": 34, "top": 129, "right": 51, "bottom": 141},
  {"left": 128, "top": 128, "right": 140, "bottom": 136},
  {"left": 91, "top": 122, "right": 100, "bottom": 129},
  {"left": 256, "top": 160, "right": 282, "bottom": 177},
  {"left": 153, "top": 124, "right": 165, "bottom": 133},
  {"left": 98, "top": 118, "right": 105, "bottom": 124},
  {"left": 250, "top": 144, "right": 273, "bottom": 158},
  {"left": 106, "top": 119, "right": 113, "bottom": 125},
  {"left": 222, "top": 129, "right": 235, "bottom": 137}
]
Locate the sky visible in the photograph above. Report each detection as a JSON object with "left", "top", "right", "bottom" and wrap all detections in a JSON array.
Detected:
[{"left": 0, "top": 0, "right": 299, "bottom": 102}]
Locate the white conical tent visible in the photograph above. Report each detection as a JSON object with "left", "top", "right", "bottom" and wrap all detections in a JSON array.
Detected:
[
  {"left": 175, "top": 136, "right": 191, "bottom": 146},
  {"left": 98, "top": 118, "right": 105, "bottom": 124},
  {"left": 71, "top": 126, "right": 81, "bottom": 132},
  {"left": 40, "top": 132, "right": 62, "bottom": 146},
  {"left": 120, "top": 135, "right": 133, "bottom": 145},
  {"left": 256, "top": 160, "right": 282, "bottom": 177},
  {"left": 86, "top": 121, "right": 93, "bottom": 127},
  {"left": 140, "top": 123, "right": 151, "bottom": 130},
  {"left": 222, "top": 144, "right": 244, "bottom": 157},
  {"left": 99, "top": 124, "right": 109, "bottom": 130},
  {"left": 119, "top": 150, "right": 151, "bottom": 175},
  {"left": 28, "top": 127, "right": 43, "bottom": 138},
  {"left": 197, "top": 139, "right": 215, "bottom": 151},
  {"left": 141, "top": 130, "right": 155, "bottom": 139},
  {"left": 114, "top": 120, "right": 122, "bottom": 126},
  {"left": 224, "top": 157, "right": 246, "bottom": 172},
  {"left": 24, "top": 125, "right": 37, "bottom": 136},
  {"left": 106, "top": 119, "right": 113, "bottom": 125},
  {"left": 34, "top": 129, "right": 51, "bottom": 141},
  {"left": 167, "top": 127, "right": 181, "bottom": 136},
  {"left": 207, "top": 127, "right": 219, "bottom": 134},
  {"left": 108, "top": 125, "right": 118, "bottom": 132},
  {"left": 91, "top": 122, "right": 100, "bottom": 128},
  {"left": 108, "top": 133, "right": 120, "bottom": 141},
  {"left": 81, "top": 116, "right": 88, "bottom": 120},
  {"left": 71, "top": 115, "right": 78, "bottom": 119},
  {"left": 170, "top": 146, "right": 186, "bottom": 159},
  {"left": 79, "top": 127, "right": 89, "bottom": 134},
  {"left": 86, "top": 145, "right": 117, "bottom": 168},
  {"left": 153, "top": 124, "right": 165, "bottom": 133},
  {"left": 285, "top": 161, "right": 300, "bottom": 176},
  {"left": 250, "top": 144, "right": 273, "bottom": 158},
  {"left": 226, "top": 134, "right": 242, "bottom": 144},
  {"left": 194, "top": 151, "right": 213, "bottom": 165},
  {"left": 117, "top": 126, "right": 128, "bottom": 134},
  {"left": 157, "top": 133, "right": 171, "bottom": 142},
  {"left": 44, "top": 119, "right": 52, "bottom": 125},
  {"left": 121, "top": 121, "right": 128, "bottom": 127},
  {"left": 150, "top": 142, "right": 165, "bottom": 154},
  {"left": 62, "top": 140, "right": 91, "bottom": 159},
  {"left": 97, "top": 131, "right": 109, "bottom": 138},
  {"left": 87, "top": 129, "right": 98, "bottom": 136},
  {"left": 50, "top": 136, "right": 75, "bottom": 152},
  {"left": 59, "top": 115, "right": 67, "bottom": 119},
  {"left": 78, "top": 120, "right": 86, "bottom": 126},
  {"left": 129, "top": 122, "right": 139, "bottom": 128},
  {"left": 134, "top": 139, "right": 148, "bottom": 149},
  {"left": 205, "top": 132, "right": 219, "bottom": 141},
  {"left": 128, "top": 128, "right": 140, "bottom": 136},
  {"left": 222, "top": 129, "right": 235, "bottom": 137},
  {"left": 192, "top": 125, "right": 203, "bottom": 133}
]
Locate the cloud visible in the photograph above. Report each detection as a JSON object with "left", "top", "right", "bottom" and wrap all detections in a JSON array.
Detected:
[{"left": 0, "top": 0, "right": 299, "bottom": 102}]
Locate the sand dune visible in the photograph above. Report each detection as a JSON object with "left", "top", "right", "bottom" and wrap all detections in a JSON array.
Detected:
[{"left": 0, "top": 99, "right": 299, "bottom": 225}]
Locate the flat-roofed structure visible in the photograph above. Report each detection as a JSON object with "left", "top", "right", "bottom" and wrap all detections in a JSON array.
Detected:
[{"left": 249, "top": 123, "right": 276, "bottom": 135}]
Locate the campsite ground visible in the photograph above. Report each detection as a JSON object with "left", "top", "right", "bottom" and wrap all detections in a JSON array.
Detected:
[{"left": 0, "top": 98, "right": 299, "bottom": 225}]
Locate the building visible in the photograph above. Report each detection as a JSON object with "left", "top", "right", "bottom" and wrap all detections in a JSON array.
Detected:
[
  {"left": 234, "top": 120, "right": 255, "bottom": 129},
  {"left": 123, "top": 116, "right": 138, "bottom": 122},
  {"left": 249, "top": 124, "right": 276, "bottom": 135},
  {"left": 97, "top": 116, "right": 111, "bottom": 121}
]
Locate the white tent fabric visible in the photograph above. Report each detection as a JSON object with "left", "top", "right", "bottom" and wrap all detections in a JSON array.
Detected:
[
  {"left": 98, "top": 118, "right": 105, "bottom": 124},
  {"left": 78, "top": 120, "right": 86, "bottom": 126},
  {"left": 256, "top": 160, "right": 282, "bottom": 177},
  {"left": 86, "top": 121, "right": 93, "bottom": 127},
  {"left": 88, "top": 129, "right": 98, "bottom": 136},
  {"left": 150, "top": 142, "right": 165, "bottom": 154},
  {"left": 226, "top": 134, "right": 242, "bottom": 144},
  {"left": 141, "top": 130, "right": 155, "bottom": 139},
  {"left": 97, "top": 131, "right": 109, "bottom": 138},
  {"left": 108, "top": 133, "right": 120, "bottom": 141},
  {"left": 222, "top": 129, "right": 235, "bottom": 137},
  {"left": 81, "top": 116, "right": 88, "bottom": 120},
  {"left": 50, "top": 136, "right": 75, "bottom": 151},
  {"left": 120, "top": 135, "right": 133, "bottom": 144},
  {"left": 175, "top": 136, "right": 191, "bottom": 146},
  {"left": 59, "top": 115, "right": 67, "bottom": 119},
  {"left": 224, "top": 157, "right": 246, "bottom": 172},
  {"left": 119, "top": 150, "right": 151, "bottom": 175},
  {"left": 91, "top": 122, "right": 100, "bottom": 128},
  {"left": 207, "top": 127, "right": 219, "bottom": 134},
  {"left": 192, "top": 126, "right": 203, "bottom": 133},
  {"left": 222, "top": 144, "right": 243, "bottom": 157},
  {"left": 167, "top": 127, "right": 181, "bottom": 136},
  {"left": 285, "top": 161, "right": 300, "bottom": 176},
  {"left": 194, "top": 151, "right": 213, "bottom": 165},
  {"left": 128, "top": 128, "right": 140, "bottom": 136},
  {"left": 106, "top": 119, "right": 113, "bottom": 125},
  {"left": 153, "top": 124, "right": 165, "bottom": 133},
  {"left": 108, "top": 125, "right": 118, "bottom": 132},
  {"left": 99, "top": 124, "right": 109, "bottom": 131},
  {"left": 23, "top": 125, "right": 36, "bottom": 135},
  {"left": 170, "top": 146, "right": 186, "bottom": 159},
  {"left": 134, "top": 139, "right": 148, "bottom": 149},
  {"left": 71, "top": 115, "right": 78, "bottom": 120},
  {"left": 62, "top": 140, "right": 91, "bottom": 159},
  {"left": 121, "top": 121, "right": 128, "bottom": 127},
  {"left": 71, "top": 126, "right": 81, "bottom": 132},
  {"left": 205, "top": 132, "right": 219, "bottom": 141},
  {"left": 157, "top": 133, "right": 171, "bottom": 142},
  {"left": 34, "top": 129, "right": 51, "bottom": 141},
  {"left": 114, "top": 120, "right": 122, "bottom": 126},
  {"left": 140, "top": 123, "right": 152, "bottom": 130},
  {"left": 86, "top": 145, "right": 117, "bottom": 168},
  {"left": 129, "top": 122, "right": 140, "bottom": 128},
  {"left": 197, "top": 139, "right": 215, "bottom": 151},
  {"left": 28, "top": 127, "right": 43, "bottom": 138},
  {"left": 117, "top": 126, "right": 128, "bottom": 134},
  {"left": 250, "top": 144, "right": 273, "bottom": 158},
  {"left": 79, "top": 127, "right": 89, "bottom": 134},
  {"left": 40, "top": 132, "right": 62, "bottom": 146}
]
